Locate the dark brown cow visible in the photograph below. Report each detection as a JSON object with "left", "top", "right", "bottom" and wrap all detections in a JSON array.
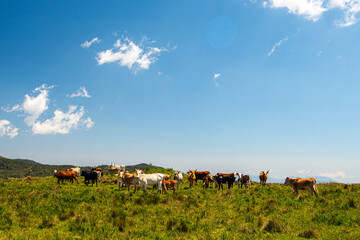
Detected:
[
  {"left": 239, "top": 175, "right": 250, "bottom": 189},
  {"left": 190, "top": 170, "right": 210, "bottom": 182},
  {"left": 284, "top": 177, "right": 318, "bottom": 197},
  {"left": 54, "top": 170, "right": 79, "bottom": 184}
]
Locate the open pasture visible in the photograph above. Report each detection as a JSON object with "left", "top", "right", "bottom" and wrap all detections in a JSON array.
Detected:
[{"left": 0, "top": 174, "right": 359, "bottom": 239}]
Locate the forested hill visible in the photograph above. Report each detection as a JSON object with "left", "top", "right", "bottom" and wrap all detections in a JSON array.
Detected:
[{"left": 0, "top": 156, "right": 161, "bottom": 179}]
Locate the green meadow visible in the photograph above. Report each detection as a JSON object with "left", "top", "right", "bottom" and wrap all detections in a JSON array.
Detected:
[{"left": 0, "top": 172, "right": 359, "bottom": 239}]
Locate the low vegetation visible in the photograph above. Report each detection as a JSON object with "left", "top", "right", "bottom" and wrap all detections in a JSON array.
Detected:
[{"left": 0, "top": 172, "right": 359, "bottom": 239}]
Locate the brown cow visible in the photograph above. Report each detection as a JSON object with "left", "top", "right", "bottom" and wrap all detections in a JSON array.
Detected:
[
  {"left": 162, "top": 180, "right": 177, "bottom": 193},
  {"left": 284, "top": 177, "right": 318, "bottom": 197},
  {"left": 119, "top": 171, "right": 139, "bottom": 193},
  {"left": 259, "top": 170, "right": 270, "bottom": 186},
  {"left": 187, "top": 171, "right": 196, "bottom": 188},
  {"left": 54, "top": 170, "right": 79, "bottom": 184}
]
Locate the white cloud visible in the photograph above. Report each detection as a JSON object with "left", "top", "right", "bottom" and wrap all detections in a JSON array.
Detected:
[
  {"left": 264, "top": 0, "right": 360, "bottom": 27},
  {"left": 263, "top": 0, "right": 327, "bottom": 21},
  {"left": 32, "top": 106, "right": 94, "bottom": 135},
  {"left": 320, "top": 171, "right": 347, "bottom": 178},
  {"left": 83, "top": 117, "right": 95, "bottom": 129},
  {"left": 3, "top": 84, "right": 53, "bottom": 126},
  {"left": 0, "top": 120, "right": 19, "bottom": 139},
  {"left": 267, "top": 37, "right": 288, "bottom": 56},
  {"left": 328, "top": 0, "right": 360, "bottom": 27},
  {"left": 96, "top": 36, "right": 168, "bottom": 72},
  {"left": 213, "top": 73, "right": 221, "bottom": 87},
  {"left": 81, "top": 37, "right": 101, "bottom": 48},
  {"left": 69, "top": 86, "right": 91, "bottom": 98}
]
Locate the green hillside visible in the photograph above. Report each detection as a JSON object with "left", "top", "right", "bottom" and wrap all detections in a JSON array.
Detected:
[{"left": 0, "top": 156, "right": 167, "bottom": 179}]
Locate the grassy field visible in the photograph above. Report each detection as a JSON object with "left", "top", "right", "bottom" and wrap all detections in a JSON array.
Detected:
[{"left": 0, "top": 173, "right": 359, "bottom": 239}]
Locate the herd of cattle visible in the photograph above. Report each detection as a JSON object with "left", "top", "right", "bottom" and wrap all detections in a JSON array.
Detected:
[{"left": 52, "top": 166, "right": 319, "bottom": 196}]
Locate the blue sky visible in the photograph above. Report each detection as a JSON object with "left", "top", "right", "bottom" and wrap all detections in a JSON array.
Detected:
[{"left": 1, "top": 0, "right": 360, "bottom": 182}]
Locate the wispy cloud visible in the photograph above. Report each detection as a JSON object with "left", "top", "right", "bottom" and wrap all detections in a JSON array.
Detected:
[
  {"left": 0, "top": 120, "right": 18, "bottom": 139},
  {"left": 68, "top": 86, "right": 91, "bottom": 98},
  {"left": 81, "top": 37, "right": 101, "bottom": 48},
  {"left": 320, "top": 171, "right": 347, "bottom": 178},
  {"left": 96, "top": 35, "right": 170, "bottom": 73},
  {"left": 213, "top": 73, "right": 221, "bottom": 87},
  {"left": 267, "top": 37, "right": 288, "bottom": 57},
  {"left": 297, "top": 169, "right": 311, "bottom": 175},
  {"left": 328, "top": 0, "right": 360, "bottom": 27}
]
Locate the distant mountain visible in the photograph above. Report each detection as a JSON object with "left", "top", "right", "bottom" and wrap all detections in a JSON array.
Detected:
[{"left": 0, "top": 156, "right": 163, "bottom": 179}]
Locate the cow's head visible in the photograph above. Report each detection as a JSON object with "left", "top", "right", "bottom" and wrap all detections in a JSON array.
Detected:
[
  {"left": 53, "top": 170, "right": 57, "bottom": 177},
  {"left": 284, "top": 177, "right": 290, "bottom": 185}
]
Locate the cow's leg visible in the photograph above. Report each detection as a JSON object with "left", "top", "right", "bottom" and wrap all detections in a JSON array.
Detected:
[{"left": 133, "top": 183, "right": 137, "bottom": 193}]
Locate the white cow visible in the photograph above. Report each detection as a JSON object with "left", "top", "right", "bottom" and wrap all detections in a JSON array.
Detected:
[
  {"left": 136, "top": 169, "right": 166, "bottom": 193},
  {"left": 66, "top": 167, "right": 81, "bottom": 176},
  {"left": 173, "top": 172, "right": 183, "bottom": 189}
]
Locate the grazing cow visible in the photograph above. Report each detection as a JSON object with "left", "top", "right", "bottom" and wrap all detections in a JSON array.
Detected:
[
  {"left": 214, "top": 173, "right": 236, "bottom": 190},
  {"left": 174, "top": 172, "right": 183, "bottom": 189},
  {"left": 81, "top": 170, "right": 98, "bottom": 187},
  {"left": 54, "top": 170, "right": 79, "bottom": 184},
  {"left": 118, "top": 171, "right": 139, "bottom": 193},
  {"left": 284, "top": 177, "right": 318, "bottom": 197},
  {"left": 137, "top": 170, "right": 166, "bottom": 193},
  {"left": 187, "top": 171, "right": 196, "bottom": 188},
  {"left": 259, "top": 170, "right": 270, "bottom": 186},
  {"left": 66, "top": 167, "right": 81, "bottom": 177},
  {"left": 239, "top": 174, "right": 250, "bottom": 189},
  {"left": 162, "top": 180, "right": 177, "bottom": 193}
]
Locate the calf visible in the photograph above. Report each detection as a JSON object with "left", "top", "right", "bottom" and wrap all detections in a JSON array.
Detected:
[
  {"left": 284, "top": 177, "right": 318, "bottom": 197},
  {"left": 203, "top": 174, "right": 217, "bottom": 189},
  {"left": 81, "top": 170, "right": 98, "bottom": 187},
  {"left": 55, "top": 170, "right": 79, "bottom": 184},
  {"left": 239, "top": 175, "right": 250, "bottom": 189},
  {"left": 162, "top": 180, "right": 177, "bottom": 193}
]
